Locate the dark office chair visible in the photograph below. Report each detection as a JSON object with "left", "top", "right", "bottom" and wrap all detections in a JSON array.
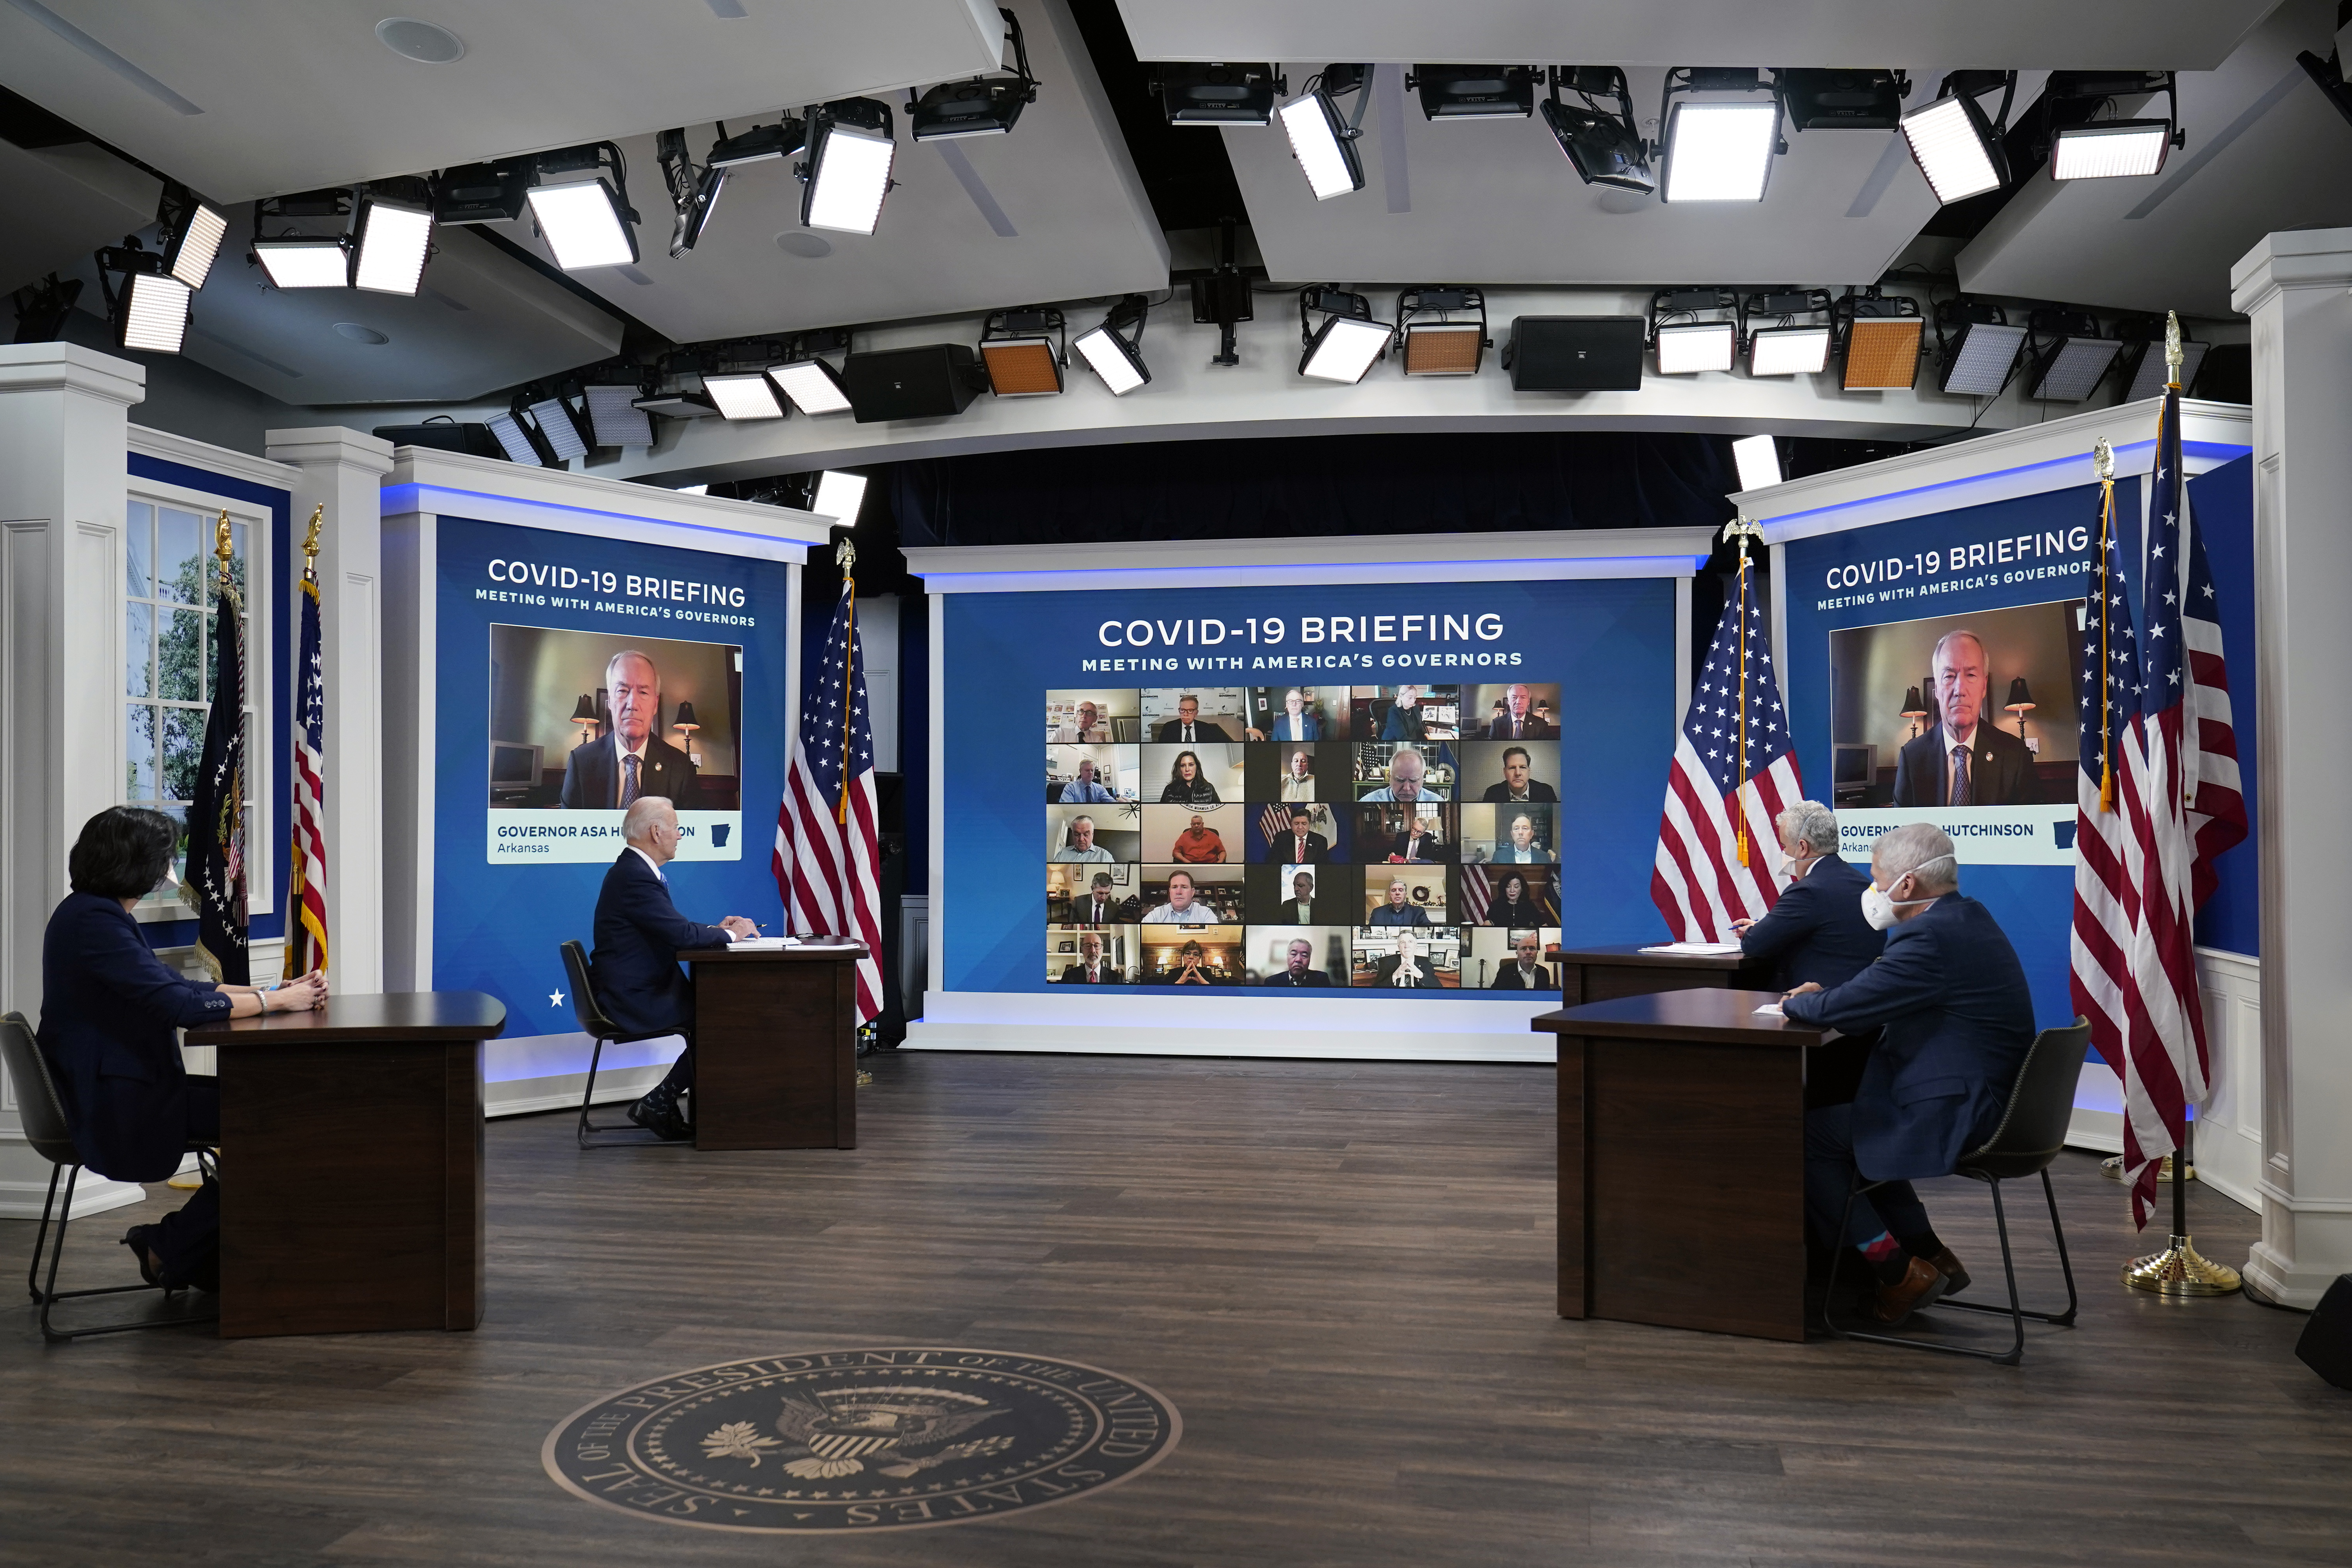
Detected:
[
  {"left": 2, "top": 1011, "right": 217, "bottom": 1341},
  {"left": 562, "top": 940, "right": 683, "bottom": 1148},
  {"left": 1827, "top": 1017, "right": 2092, "bottom": 1366}
]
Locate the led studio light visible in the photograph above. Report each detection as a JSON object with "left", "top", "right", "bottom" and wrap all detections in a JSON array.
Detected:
[
  {"left": 1661, "top": 100, "right": 1781, "bottom": 202},
  {"left": 1747, "top": 325, "right": 1831, "bottom": 376},
  {"left": 909, "top": 12, "right": 1038, "bottom": 140},
  {"left": 252, "top": 237, "right": 350, "bottom": 288},
  {"left": 159, "top": 190, "right": 227, "bottom": 288},
  {"left": 1540, "top": 69, "right": 1655, "bottom": 195},
  {"left": 485, "top": 410, "right": 546, "bottom": 465},
  {"left": 1655, "top": 321, "right": 1735, "bottom": 374},
  {"left": 1156, "top": 63, "right": 1282, "bottom": 126},
  {"left": 979, "top": 337, "right": 1063, "bottom": 396},
  {"left": 770, "top": 357, "right": 855, "bottom": 415},
  {"left": 1300, "top": 314, "right": 1393, "bottom": 383},
  {"left": 811, "top": 470, "right": 867, "bottom": 526},
  {"left": 1937, "top": 312, "right": 2027, "bottom": 397},
  {"left": 2120, "top": 337, "right": 2208, "bottom": 402},
  {"left": 118, "top": 272, "right": 190, "bottom": 353},
  {"left": 1731, "top": 434, "right": 1782, "bottom": 492},
  {"left": 701, "top": 371, "right": 788, "bottom": 420},
  {"left": 706, "top": 120, "right": 802, "bottom": 168},
  {"left": 802, "top": 101, "right": 897, "bottom": 236},
  {"left": 1408, "top": 65, "right": 1539, "bottom": 120},
  {"left": 2051, "top": 120, "right": 2173, "bottom": 180},
  {"left": 1279, "top": 81, "right": 1364, "bottom": 200},
  {"left": 526, "top": 393, "right": 589, "bottom": 461},
  {"left": 1900, "top": 91, "right": 2007, "bottom": 203},
  {"left": 1073, "top": 295, "right": 1152, "bottom": 394},
  {"left": 527, "top": 178, "right": 639, "bottom": 269},
  {"left": 1401, "top": 321, "right": 1484, "bottom": 376},
  {"left": 583, "top": 384, "right": 655, "bottom": 446},
  {"left": 352, "top": 193, "right": 434, "bottom": 295},
  {"left": 2028, "top": 336, "right": 2122, "bottom": 401}
]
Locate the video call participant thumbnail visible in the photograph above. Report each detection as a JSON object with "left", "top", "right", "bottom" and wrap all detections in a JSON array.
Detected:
[
  {"left": 1154, "top": 694, "right": 1234, "bottom": 744},
  {"left": 1484, "top": 683, "right": 1553, "bottom": 740},
  {"left": 1482, "top": 869, "right": 1554, "bottom": 927},
  {"left": 1360, "top": 745, "right": 1447, "bottom": 802},
  {"left": 1253, "top": 864, "right": 1345, "bottom": 924},
  {"left": 1069, "top": 872, "right": 1129, "bottom": 926},
  {"left": 1260, "top": 687, "right": 1329, "bottom": 741},
  {"left": 1363, "top": 806, "right": 1452, "bottom": 864},
  {"left": 1268, "top": 806, "right": 1330, "bottom": 864},
  {"left": 1892, "top": 630, "right": 2036, "bottom": 806},
  {"left": 1480, "top": 745, "right": 1559, "bottom": 802},
  {"left": 1368, "top": 877, "right": 1433, "bottom": 926},
  {"left": 1491, "top": 931, "right": 1553, "bottom": 990},
  {"left": 1263, "top": 936, "right": 1335, "bottom": 987},
  {"left": 563, "top": 649, "right": 699, "bottom": 809},
  {"left": 1058, "top": 756, "right": 1118, "bottom": 802},
  {"left": 1159, "top": 749, "right": 1222, "bottom": 806},
  {"left": 1380, "top": 684, "right": 1430, "bottom": 741},
  {"left": 1058, "top": 931, "right": 1124, "bottom": 984},
  {"left": 1279, "top": 748, "right": 1319, "bottom": 801},
  {"left": 1053, "top": 701, "right": 1111, "bottom": 744},
  {"left": 1053, "top": 814, "right": 1117, "bottom": 862},
  {"left": 1169, "top": 812, "right": 1229, "bottom": 863},
  {"left": 1488, "top": 809, "right": 1553, "bottom": 864},
  {"left": 1372, "top": 932, "right": 1439, "bottom": 989},
  {"left": 1143, "top": 869, "right": 1222, "bottom": 925}
]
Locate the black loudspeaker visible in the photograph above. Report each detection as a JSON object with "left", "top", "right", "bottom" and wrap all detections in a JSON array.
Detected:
[
  {"left": 2296, "top": 1273, "right": 2352, "bottom": 1390},
  {"left": 842, "top": 344, "right": 985, "bottom": 423},
  {"left": 372, "top": 421, "right": 503, "bottom": 457},
  {"left": 1504, "top": 316, "right": 1646, "bottom": 391}
]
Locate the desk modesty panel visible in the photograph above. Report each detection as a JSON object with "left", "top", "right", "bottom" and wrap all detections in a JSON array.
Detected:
[
  {"left": 682, "top": 941, "right": 864, "bottom": 1150},
  {"left": 190, "top": 992, "right": 506, "bottom": 1338}
]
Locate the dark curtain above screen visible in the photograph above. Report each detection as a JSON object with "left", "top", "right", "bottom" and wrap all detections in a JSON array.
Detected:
[{"left": 889, "top": 431, "right": 1743, "bottom": 547}]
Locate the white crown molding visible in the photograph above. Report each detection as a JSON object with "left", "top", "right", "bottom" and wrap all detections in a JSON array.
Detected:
[
  {"left": 129, "top": 423, "right": 300, "bottom": 492},
  {"left": 0, "top": 341, "right": 146, "bottom": 406},
  {"left": 383, "top": 446, "right": 830, "bottom": 552}
]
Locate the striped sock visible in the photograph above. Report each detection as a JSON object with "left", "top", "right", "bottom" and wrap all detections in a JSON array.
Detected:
[{"left": 1860, "top": 1231, "right": 1908, "bottom": 1286}]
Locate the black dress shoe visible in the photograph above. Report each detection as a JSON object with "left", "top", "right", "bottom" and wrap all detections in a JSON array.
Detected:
[
  {"left": 120, "top": 1226, "right": 163, "bottom": 1287},
  {"left": 627, "top": 1095, "right": 690, "bottom": 1141}
]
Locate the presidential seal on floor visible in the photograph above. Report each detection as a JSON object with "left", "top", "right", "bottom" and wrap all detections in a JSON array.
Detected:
[{"left": 541, "top": 1347, "right": 1181, "bottom": 1533}]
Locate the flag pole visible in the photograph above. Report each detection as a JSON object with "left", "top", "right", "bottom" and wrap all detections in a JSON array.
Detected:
[
  {"left": 1720, "top": 514, "right": 1766, "bottom": 872},
  {"left": 834, "top": 537, "right": 857, "bottom": 827}
]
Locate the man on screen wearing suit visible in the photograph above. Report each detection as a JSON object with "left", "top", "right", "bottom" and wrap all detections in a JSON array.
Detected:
[
  {"left": 563, "top": 650, "right": 700, "bottom": 809},
  {"left": 1782, "top": 822, "right": 2031, "bottom": 1325},
  {"left": 1052, "top": 702, "right": 1111, "bottom": 744},
  {"left": 1273, "top": 806, "right": 1330, "bottom": 865},
  {"left": 1485, "top": 684, "right": 1554, "bottom": 740},
  {"left": 1264, "top": 688, "right": 1323, "bottom": 741},
  {"left": 1282, "top": 869, "right": 1323, "bottom": 924},
  {"left": 1381, "top": 813, "right": 1452, "bottom": 864},
  {"left": 1491, "top": 931, "right": 1553, "bottom": 990},
  {"left": 1058, "top": 931, "right": 1122, "bottom": 984},
  {"left": 1374, "top": 932, "right": 1438, "bottom": 988},
  {"left": 1891, "top": 630, "right": 2035, "bottom": 806},
  {"left": 1071, "top": 872, "right": 1126, "bottom": 927},
  {"left": 1368, "top": 877, "right": 1432, "bottom": 926},
  {"left": 1263, "top": 936, "right": 1334, "bottom": 987},
  {"left": 1488, "top": 812, "right": 1552, "bottom": 864},
  {"left": 1154, "top": 694, "right": 1234, "bottom": 744},
  {"left": 592, "top": 797, "right": 757, "bottom": 1140},
  {"left": 1058, "top": 757, "right": 1118, "bottom": 803},
  {"left": 1480, "top": 746, "right": 1560, "bottom": 803},
  {"left": 1730, "top": 800, "right": 1885, "bottom": 1108}
]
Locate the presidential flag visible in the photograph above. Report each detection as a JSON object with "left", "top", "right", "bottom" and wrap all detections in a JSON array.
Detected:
[
  {"left": 181, "top": 514, "right": 249, "bottom": 984},
  {"left": 283, "top": 510, "right": 330, "bottom": 978},
  {"left": 2068, "top": 450, "right": 2142, "bottom": 1088},
  {"left": 774, "top": 577, "right": 883, "bottom": 1024},
  {"left": 2117, "top": 378, "right": 2248, "bottom": 1227},
  {"left": 1651, "top": 551, "right": 1802, "bottom": 940}
]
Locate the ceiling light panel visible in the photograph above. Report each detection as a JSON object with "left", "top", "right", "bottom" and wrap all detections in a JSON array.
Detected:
[
  {"left": 252, "top": 238, "right": 349, "bottom": 288},
  {"left": 1655, "top": 322, "right": 1735, "bottom": 374},
  {"left": 770, "top": 359, "right": 854, "bottom": 415},
  {"left": 702, "top": 371, "right": 787, "bottom": 420},
  {"left": 1748, "top": 325, "right": 1830, "bottom": 376},
  {"left": 485, "top": 411, "right": 544, "bottom": 465},
  {"left": 528, "top": 396, "right": 588, "bottom": 461},
  {"left": 1279, "top": 91, "right": 1363, "bottom": 200},
  {"left": 1299, "top": 315, "right": 1392, "bottom": 383},
  {"left": 2031, "top": 338, "right": 2123, "bottom": 400},
  {"left": 166, "top": 201, "right": 227, "bottom": 288},
  {"left": 1731, "top": 434, "right": 1782, "bottom": 492},
  {"left": 352, "top": 196, "right": 434, "bottom": 295},
  {"left": 1402, "top": 322, "right": 1483, "bottom": 376},
  {"left": 1843, "top": 318, "right": 1922, "bottom": 389},
  {"left": 813, "top": 470, "right": 868, "bottom": 526},
  {"left": 120, "top": 272, "right": 190, "bottom": 353},
  {"left": 2123, "top": 340, "right": 2208, "bottom": 402},
  {"left": 980, "top": 338, "right": 1063, "bottom": 396},
  {"left": 2051, "top": 121, "right": 2172, "bottom": 179},
  {"left": 1662, "top": 101, "right": 1780, "bottom": 202},
  {"left": 583, "top": 385, "right": 655, "bottom": 446},
  {"left": 1073, "top": 323, "right": 1150, "bottom": 394},
  {"left": 805, "top": 123, "right": 896, "bottom": 235},
  {"left": 1940, "top": 321, "right": 2027, "bottom": 396},
  {"left": 526, "top": 179, "right": 637, "bottom": 269},
  {"left": 1900, "top": 94, "right": 2005, "bottom": 204}
]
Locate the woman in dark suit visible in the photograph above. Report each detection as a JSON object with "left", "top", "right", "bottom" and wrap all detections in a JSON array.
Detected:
[
  {"left": 37, "top": 808, "right": 325, "bottom": 1290},
  {"left": 1158, "top": 750, "right": 1221, "bottom": 806},
  {"left": 1485, "top": 872, "right": 1551, "bottom": 928}
]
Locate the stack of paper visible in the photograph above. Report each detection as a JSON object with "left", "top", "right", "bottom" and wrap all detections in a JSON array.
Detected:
[{"left": 1638, "top": 941, "right": 1746, "bottom": 956}]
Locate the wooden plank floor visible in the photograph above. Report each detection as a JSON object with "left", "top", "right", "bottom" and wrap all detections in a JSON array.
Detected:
[{"left": 4, "top": 1051, "right": 2346, "bottom": 1567}]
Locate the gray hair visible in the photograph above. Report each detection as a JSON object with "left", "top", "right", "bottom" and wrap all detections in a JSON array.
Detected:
[
  {"left": 605, "top": 648, "right": 657, "bottom": 687},
  {"left": 1930, "top": 629, "right": 1986, "bottom": 668},
  {"left": 621, "top": 795, "right": 675, "bottom": 845},
  {"left": 1777, "top": 799, "right": 1840, "bottom": 858},
  {"left": 1874, "top": 820, "right": 1958, "bottom": 893}
]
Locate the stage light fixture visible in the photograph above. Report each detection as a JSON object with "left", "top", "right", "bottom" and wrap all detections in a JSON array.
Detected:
[
  {"left": 352, "top": 186, "right": 434, "bottom": 295},
  {"left": 1777, "top": 69, "right": 1907, "bottom": 130},
  {"left": 2024, "top": 309, "right": 2120, "bottom": 401},
  {"left": 812, "top": 470, "right": 867, "bottom": 526},
  {"left": 2115, "top": 324, "right": 2208, "bottom": 403},
  {"left": 526, "top": 388, "right": 590, "bottom": 461},
  {"left": 910, "top": 8, "right": 1038, "bottom": 140},
  {"left": 1407, "top": 65, "right": 1539, "bottom": 120},
  {"left": 1900, "top": 72, "right": 2014, "bottom": 204},
  {"left": 1649, "top": 289, "right": 1737, "bottom": 374},
  {"left": 583, "top": 381, "right": 655, "bottom": 446},
  {"left": 9, "top": 274, "right": 82, "bottom": 344},
  {"left": 1540, "top": 68, "right": 1654, "bottom": 194},
  {"left": 979, "top": 306, "right": 1066, "bottom": 396},
  {"left": 1659, "top": 72, "right": 1783, "bottom": 202},
  {"left": 1736, "top": 288, "right": 1831, "bottom": 376},
  {"left": 798, "top": 99, "right": 897, "bottom": 235},
  {"left": 250, "top": 237, "right": 349, "bottom": 288},
  {"left": 1397, "top": 287, "right": 1487, "bottom": 377},
  {"left": 1154, "top": 63, "right": 1282, "bottom": 126},
  {"left": 156, "top": 184, "right": 227, "bottom": 289},
  {"left": 528, "top": 181, "right": 637, "bottom": 269},
  {"left": 658, "top": 127, "right": 731, "bottom": 258},
  {"left": 1934, "top": 298, "right": 2027, "bottom": 397},
  {"left": 1297, "top": 286, "right": 1392, "bottom": 383},
  {"left": 1073, "top": 294, "right": 1152, "bottom": 394},
  {"left": 1191, "top": 218, "right": 1253, "bottom": 367},
  {"left": 1731, "top": 434, "right": 1782, "bottom": 492},
  {"left": 118, "top": 270, "right": 190, "bottom": 354},
  {"left": 484, "top": 410, "right": 545, "bottom": 465},
  {"left": 706, "top": 120, "right": 802, "bottom": 169},
  {"left": 1279, "top": 65, "right": 1370, "bottom": 200},
  {"left": 770, "top": 331, "right": 857, "bottom": 414},
  {"left": 702, "top": 369, "right": 788, "bottom": 420},
  {"left": 1833, "top": 288, "right": 1923, "bottom": 390},
  {"left": 2040, "top": 72, "right": 2182, "bottom": 180},
  {"left": 432, "top": 161, "right": 531, "bottom": 225},
  {"left": 632, "top": 388, "right": 719, "bottom": 419}
]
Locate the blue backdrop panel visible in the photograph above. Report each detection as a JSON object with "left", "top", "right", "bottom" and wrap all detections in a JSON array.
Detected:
[
  {"left": 431, "top": 517, "right": 791, "bottom": 1034},
  {"left": 941, "top": 576, "right": 1679, "bottom": 996}
]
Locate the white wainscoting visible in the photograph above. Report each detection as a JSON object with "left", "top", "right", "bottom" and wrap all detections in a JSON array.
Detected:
[{"left": 2063, "top": 947, "right": 2261, "bottom": 1216}]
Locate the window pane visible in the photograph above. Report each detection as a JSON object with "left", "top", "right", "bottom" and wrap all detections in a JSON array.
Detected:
[
  {"left": 125, "top": 501, "right": 153, "bottom": 597},
  {"left": 125, "top": 704, "right": 157, "bottom": 800},
  {"left": 125, "top": 601, "right": 153, "bottom": 697},
  {"left": 159, "top": 609, "right": 202, "bottom": 701},
  {"left": 162, "top": 707, "right": 204, "bottom": 802},
  {"left": 158, "top": 804, "right": 189, "bottom": 893},
  {"left": 158, "top": 507, "right": 204, "bottom": 604}
]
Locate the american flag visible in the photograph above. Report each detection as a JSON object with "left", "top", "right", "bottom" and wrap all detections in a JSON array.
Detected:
[
  {"left": 2068, "top": 449, "right": 2141, "bottom": 1095},
  {"left": 283, "top": 517, "right": 329, "bottom": 978},
  {"left": 181, "top": 514, "right": 249, "bottom": 984},
  {"left": 2116, "top": 380, "right": 2248, "bottom": 1227},
  {"left": 1651, "top": 552, "right": 1801, "bottom": 940},
  {"left": 774, "top": 577, "right": 882, "bottom": 1024},
  {"left": 1460, "top": 865, "right": 1491, "bottom": 925}
]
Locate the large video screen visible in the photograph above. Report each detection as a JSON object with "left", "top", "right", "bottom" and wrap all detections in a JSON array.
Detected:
[{"left": 940, "top": 577, "right": 1681, "bottom": 999}]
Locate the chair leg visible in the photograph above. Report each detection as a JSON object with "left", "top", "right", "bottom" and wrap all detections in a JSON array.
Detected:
[
  {"left": 2043, "top": 1168, "right": 2080, "bottom": 1326},
  {"left": 33, "top": 1164, "right": 218, "bottom": 1342},
  {"left": 1938, "top": 1170, "right": 2081, "bottom": 1328},
  {"left": 27, "top": 1163, "right": 61, "bottom": 1303},
  {"left": 575, "top": 1034, "right": 669, "bottom": 1148},
  {"left": 576, "top": 1034, "right": 607, "bottom": 1147}
]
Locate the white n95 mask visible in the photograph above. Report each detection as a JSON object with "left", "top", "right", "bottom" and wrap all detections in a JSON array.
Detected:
[{"left": 1860, "top": 855, "right": 1954, "bottom": 930}]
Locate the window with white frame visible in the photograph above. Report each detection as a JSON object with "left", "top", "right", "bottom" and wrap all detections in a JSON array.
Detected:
[{"left": 122, "top": 492, "right": 270, "bottom": 915}]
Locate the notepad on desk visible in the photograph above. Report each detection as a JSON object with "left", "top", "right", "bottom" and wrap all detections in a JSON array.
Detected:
[
  {"left": 1638, "top": 941, "right": 1745, "bottom": 956},
  {"left": 729, "top": 936, "right": 794, "bottom": 950},
  {"left": 1752, "top": 1002, "right": 1785, "bottom": 1018}
]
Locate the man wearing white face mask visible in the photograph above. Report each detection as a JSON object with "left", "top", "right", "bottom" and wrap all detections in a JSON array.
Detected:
[{"left": 1781, "top": 821, "right": 2034, "bottom": 1325}]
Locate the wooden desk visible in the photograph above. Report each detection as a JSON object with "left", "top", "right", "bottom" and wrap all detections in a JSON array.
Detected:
[
  {"left": 1533, "top": 989, "right": 1833, "bottom": 1342},
  {"left": 681, "top": 942, "right": 864, "bottom": 1151},
  {"left": 187, "top": 991, "right": 505, "bottom": 1338},
  {"left": 1553, "top": 942, "right": 1772, "bottom": 1006}
]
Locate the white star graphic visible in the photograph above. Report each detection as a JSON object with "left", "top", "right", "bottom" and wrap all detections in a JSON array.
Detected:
[{"left": 549, "top": 991, "right": 564, "bottom": 1007}]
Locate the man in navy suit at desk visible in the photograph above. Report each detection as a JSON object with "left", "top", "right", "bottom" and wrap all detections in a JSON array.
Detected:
[
  {"left": 1781, "top": 821, "right": 2033, "bottom": 1325},
  {"left": 1731, "top": 800, "right": 1884, "bottom": 1109},
  {"left": 592, "top": 797, "right": 757, "bottom": 1140}
]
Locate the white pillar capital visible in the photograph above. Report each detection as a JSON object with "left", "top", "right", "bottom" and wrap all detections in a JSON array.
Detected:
[
  {"left": 263, "top": 427, "right": 395, "bottom": 476},
  {"left": 0, "top": 341, "right": 147, "bottom": 406},
  {"left": 2230, "top": 226, "right": 2352, "bottom": 315}
]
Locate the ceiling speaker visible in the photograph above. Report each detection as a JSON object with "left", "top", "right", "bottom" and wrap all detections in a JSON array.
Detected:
[
  {"left": 1504, "top": 316, "right": 1646, "bottom": 391},
  {"left": 841, "top": 344, "right": 985, "bottom": 423}
]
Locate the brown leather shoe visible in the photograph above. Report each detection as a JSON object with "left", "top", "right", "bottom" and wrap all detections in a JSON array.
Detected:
[
  {"left": 1928, "top": 1247, "right": 1972, "bottom": 1296},
  {"left": 1870, "top": 1256, "right": 1949, "bottom": 1324}
]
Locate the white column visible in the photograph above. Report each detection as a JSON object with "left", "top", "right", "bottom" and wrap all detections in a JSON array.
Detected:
[
  {"left": 2229, "top": 230, "right": 2352, "bottom": 1306},
  {"left": 263, "top": 428, "right": 391, "bottom": 994},
  {"left": 0, "top": 343, "right": 149, "bottom": 1218}
]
